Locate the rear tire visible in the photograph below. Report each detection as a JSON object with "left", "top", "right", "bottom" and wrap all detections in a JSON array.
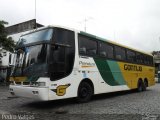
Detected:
[
  {"left": 143, "top": 81, "right": 147, "bottom": 91},
  {"left": 137, "top": 81, "right": 143, "bottom": 92},
  {"left": 77, "top": 82, "right": 93, "bottom": 103}
]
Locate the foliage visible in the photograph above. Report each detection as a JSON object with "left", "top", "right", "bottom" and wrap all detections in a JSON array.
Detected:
[{"left": 0, "top": 20, "right": 15, "bottom": 52}]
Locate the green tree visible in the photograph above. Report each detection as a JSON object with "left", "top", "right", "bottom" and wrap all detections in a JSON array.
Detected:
[{"left": 0, "top": 20, "right": 15, "bottom": 52}]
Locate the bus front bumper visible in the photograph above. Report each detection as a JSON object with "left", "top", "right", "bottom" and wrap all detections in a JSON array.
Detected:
[{"left": 9, "top": 85, "right": 49, "bottom": 101}]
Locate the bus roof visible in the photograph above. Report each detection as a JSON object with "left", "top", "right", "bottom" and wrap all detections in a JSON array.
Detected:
[
  {"left": 20, "top": 25, "right": 152, "bottom": 56},
  {"left": 20, "top": 25, "right": 76, "bottom": 37}
]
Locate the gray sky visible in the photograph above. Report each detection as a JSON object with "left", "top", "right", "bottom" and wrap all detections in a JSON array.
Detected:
[{"left": 0, "top": 0, "right": 160, "bottom": 53}]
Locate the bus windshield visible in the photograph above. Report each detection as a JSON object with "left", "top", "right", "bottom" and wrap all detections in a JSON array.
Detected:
[
  {"left": 12, "top": 29, "right": 53, "bottom": 82},
  {"left": 17, "top": 28, "right": 53, "bottom": 46},
  {"left": 11, "top": 27, "right": 75, "bottom": 82},
  {"left": 12, "top": 44, "right": 49, "bottom": 82}
]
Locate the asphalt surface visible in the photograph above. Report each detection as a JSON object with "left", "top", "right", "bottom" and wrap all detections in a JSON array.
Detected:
[{"left": 0, "top": 84, "right": 160, "bottom": 120}]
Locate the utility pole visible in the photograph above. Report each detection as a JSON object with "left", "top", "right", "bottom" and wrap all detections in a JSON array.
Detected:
[
  {"left": 78, "top": 17, "right": 93, "bottom": 32},
  {"left": 35, "top": 0, "right": 37, "bottom": 29},
  {"left": 84, "top": 18, "right": 87, "bottom": 32},
  {"left": 114, "top": 30, "right": 116, "bottom": 41}
]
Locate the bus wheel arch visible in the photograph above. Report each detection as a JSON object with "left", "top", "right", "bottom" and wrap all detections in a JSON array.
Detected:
[{"left": 77, "top": 78, "right": 94, "bottom": 103}]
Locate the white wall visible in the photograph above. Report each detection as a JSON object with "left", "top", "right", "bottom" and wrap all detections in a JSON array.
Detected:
[{"left": 9, "top": 31, "right": 29, "bottom": 42}]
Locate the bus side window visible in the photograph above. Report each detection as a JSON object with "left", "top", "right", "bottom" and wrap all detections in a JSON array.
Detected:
[
  {"left": 88, "top": 49, "right": 96, "bottom": 56},
  {"left": 79, "top": 47, "right": 86, "bottom": 54},
  {"left": 149, "top": 56, "right": 153, "bottom": 65},
  {"left": 147, "top": 56, "right": 153, "bottom": 66},
  {"left": 136, "top": 53, "right": 143, "bottom": 64},
  {"left": 78, "top": 35, "right": 97, "bottom": 57},
  {"left": 99, "top": 42, "right": 114, "bottom": 59},
  {"left": 100, "top": 51, "right": 107, "bottom": 57},
  {"left": 115, "top": 46, "right": 126, "bottom": 61},
  {"left": 148, "top": 56, "right": 152, "bottom": 65},
  {"left": 144, "top": 55, "right": 150, "bottom": 65},
  {"left": 127, "top": 49, "right": 136, "bottom": 62}
]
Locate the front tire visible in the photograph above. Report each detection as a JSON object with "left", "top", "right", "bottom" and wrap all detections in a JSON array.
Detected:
[{"left": 77, "top": 82, "right": 93, "bottom": 103}]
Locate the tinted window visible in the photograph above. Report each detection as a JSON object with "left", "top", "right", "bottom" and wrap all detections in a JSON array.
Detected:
[
  {"left": 115, "top": 46, "right": 126, "bottom": 60},
  {"left": 146, "top": 56, "right": 153, "bottom": 65},
  {"left": 99, "top": 42, "right": 114, "bottom": 59},
  {"left": 79, "top": 35, "right": 97, "bottom": 56},
  {"left": 136, "top": 53, "right": 144, "bottom": 63},
  {"left": 50, "top": 28, "right": 75, "bottom": 80},
  {"left": 13, "top": 44, "right": 49, "bottom": 77},
  {"left": 127, "top": 50, "right": 136, "bottom": 62},
  {"left": 149, "top": 56, "right": 153, "bottom": 65},
  {"left": 144, "top": 55, "right": 150, "bottom": 65},
  {"left": 18, "top": 29, "right": 53, "bottom": 45},
  {"left": 54, "top": 28, "right": 74, "bottom": 45}
]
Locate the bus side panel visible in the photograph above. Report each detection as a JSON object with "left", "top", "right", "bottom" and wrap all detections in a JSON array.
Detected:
[
  {"left": 92, "top": 58, "right": 130, "bottom": 93},
  {"left": 118, "top": 62, "right": 155, "bottom": 89},
  {"left": 94, "top": 58, "right": 155, "bottom": 91},
  {"left": 78, "top": 57, "right": 115, "bottom": 94}
]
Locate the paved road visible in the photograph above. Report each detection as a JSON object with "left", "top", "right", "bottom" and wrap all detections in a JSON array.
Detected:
[{"left": 0, "top": 84, "right": 160, "bottom": 120}]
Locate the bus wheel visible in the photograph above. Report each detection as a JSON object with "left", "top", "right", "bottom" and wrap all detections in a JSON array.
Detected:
[
  {"left": 77, "top": 82, "right": 93, "bottom": 103},
  {"left": 137, "top": 80, "right": 143, "bottom": 92},
  {"left": 143, "top": 81, "right": 147, "bottom": 91},
  {"left": 144, "top": 79, "right": 148, "bottom": 87}
]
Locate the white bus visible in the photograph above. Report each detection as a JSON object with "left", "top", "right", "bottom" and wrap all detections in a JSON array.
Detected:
[{"left": 9, "top": 26, "right": 155, "bottom": 102}]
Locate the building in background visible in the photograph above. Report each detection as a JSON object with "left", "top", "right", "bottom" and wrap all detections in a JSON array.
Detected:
[
  {"left": 0, "top": 19, "right": 44, "bottom": 82},
  {"left": 6, "top": 19, "right": 43, "bottom": 41},
  {"left": 153, "top": 51, "right": 160, "bottom": 82},
  {"left": 153, "top": 51, "right": 160, "bottom": 73}
]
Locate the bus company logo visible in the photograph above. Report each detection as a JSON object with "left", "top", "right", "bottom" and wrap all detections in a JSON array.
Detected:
[
  {"left": 124, "top": 64, "right": 142, "bottom": 71},
  {"left": 79, "top": 61, "right": 95, "bottom": 68},
  {"left": 52, "top": 84, "right": 70, "bottom": 96}
]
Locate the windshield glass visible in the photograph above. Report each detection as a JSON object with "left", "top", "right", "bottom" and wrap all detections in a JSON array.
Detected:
[
  {"left": 17, "top": 28, "right": 53, "bottom": 46},
  {"left": 12, "top": 28, "right": 53, "bottom": 82},
  {"left": 13, "top": 44, "right": 49, "bottom": 81}
]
